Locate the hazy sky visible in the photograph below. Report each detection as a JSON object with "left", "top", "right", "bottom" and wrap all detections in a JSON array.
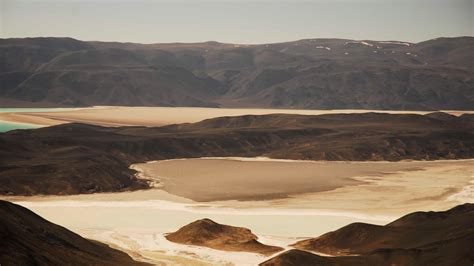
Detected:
[{"left": 1, "top": 0, "right": 472, "bottom": 44}]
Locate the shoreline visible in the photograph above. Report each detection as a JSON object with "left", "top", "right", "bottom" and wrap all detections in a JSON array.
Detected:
[
  {"left": 3, "top": 157, "right": 472, "bottom": 265},
  {"left": 1, "top": 106, "right": 473, "bottom": 128},
  {"left": 75, "top": 228, "right": 300, "bottom": 265},
  {"left": 11, "top": 199, "right": 397, "bottom": 222},
  {"left": 0, "top": 119, "right": 43, "bottom": 127},
  {"left": 129, "top": 158, "right": 473, "bottom": 203},
  {"left": 0, "top": 119, "right": 43, "bottom": 132},
  {"left": 179, "top": 156, "right": 474, "bottom": 164},
  {"left": 5, "top": 157, "right": 472, "bottom": 208},
  {"left": 2, "top": 157, "right": 472, "bottom": 204}
]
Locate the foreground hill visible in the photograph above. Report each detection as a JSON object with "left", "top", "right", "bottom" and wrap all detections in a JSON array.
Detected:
[
  {"left": 261, "top": 204, "right": 474, "bottom": 266},
  {"left": 0, "top": 200, "right": 145, "bottom": 265},
  {"left": 1, "top": 37, "right": 473, "bottom": 109},
  {"left": 0, "top": 112, "right": 473, "bottom": 195},
  {"left": 166, "top": 218, "right": 283, "bottom": 255},
  {"left": 293, "top": 203, "right": 474, "bottom": 255}
]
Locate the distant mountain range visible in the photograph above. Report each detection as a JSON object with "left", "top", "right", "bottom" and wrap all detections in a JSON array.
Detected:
[{"left": 1, "top": 37, "right": 473, "bottom": 110}]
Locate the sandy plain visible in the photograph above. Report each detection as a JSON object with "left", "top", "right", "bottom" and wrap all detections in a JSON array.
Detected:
[
  {"left": 132, "top": 158, "right": 432, "bottom": 202},
  {"left": 1, "top": 106, "right": 473, "bottom": 127},
  {"left": 2, "top": 107, "right": 473, "bottom": 265},
  {"left": 5, "top": 157, "right": 473, "bottom": 265}
]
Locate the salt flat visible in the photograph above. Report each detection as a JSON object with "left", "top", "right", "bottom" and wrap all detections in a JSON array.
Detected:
[
  {"left": 6, "top": 158, "right": 473, "bottom": 265},
  {"left": 1, "top": 106, "right": 472, "bottom": 127},
  {"left": 132, "top": 158, "right": 427, "bottom": 201}
]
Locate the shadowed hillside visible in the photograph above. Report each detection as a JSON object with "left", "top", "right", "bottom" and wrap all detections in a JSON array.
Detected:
[
  {"left": 1, "top": 37, "right": 473, "bottom": 109},
  {"left": 293, "top": 203, "right": 474, "bottom": 256},
  {"left": 262, "top": 204, "right": 474, "bottom": 266},
  {"left": 0, "top": 200, "right": 146, "bottom": 266}
]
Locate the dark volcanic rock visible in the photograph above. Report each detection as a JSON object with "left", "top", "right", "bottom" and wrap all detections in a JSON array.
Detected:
[{"left": 0, "top": 200, "right": 146, "bottom": 266}]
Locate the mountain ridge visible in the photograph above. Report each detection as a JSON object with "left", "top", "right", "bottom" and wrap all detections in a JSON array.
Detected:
[{"left": 1, "top": 36, "right": 473, "bottom": 110}]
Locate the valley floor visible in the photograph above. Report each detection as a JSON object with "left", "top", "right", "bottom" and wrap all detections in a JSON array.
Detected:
[
  {"left": 1, "top": 106, "right": 473, "bottom": 128},
  {"left": 3, "top": 158, "right": 473, "bottom": 265}
]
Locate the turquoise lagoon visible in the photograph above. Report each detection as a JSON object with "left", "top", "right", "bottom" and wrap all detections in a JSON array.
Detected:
[
  {"left": 0, "top": 121, "right": 39, "bottom": 132},
  {"left": 0, "top": 108, "right": 75, "bottom": 132}
]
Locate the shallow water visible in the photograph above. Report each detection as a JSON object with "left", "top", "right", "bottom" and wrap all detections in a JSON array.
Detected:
[
  {"left": 0, "top": 121, "right": 39, "bottom": 132},
  {"left": 0, "top": 108, "right": 77, "bottom": 132}
]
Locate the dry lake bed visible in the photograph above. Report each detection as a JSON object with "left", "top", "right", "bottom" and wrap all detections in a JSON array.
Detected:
[{"left": 6, "top": 157, "right": 473, "bottom": 265}]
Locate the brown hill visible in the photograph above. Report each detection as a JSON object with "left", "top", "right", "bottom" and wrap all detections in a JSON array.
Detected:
[
  {"left": 0, "top": 112, "right": 473, "bottom": 196},
  {"left": 165, "top": 218, "right": 283, "bottom": 255},
  {"left": 1, "top": 36, "right": 473, "bottom": 110},
  {"left": 0, "top": 200, "right": 146, "bottom": 266},
  {"left": 259, "top": 248, "right": 454, "bottom": 266},
  {"left": 291, "top": 203, "right": 474, "bottom": 266}
]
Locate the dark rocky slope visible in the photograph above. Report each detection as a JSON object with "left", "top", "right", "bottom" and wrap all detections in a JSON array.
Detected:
[
  {"left": 1, "top": 37, "right": 473, "bottom": 110},
  {"left": 293, "top": 203, "right": 474, "bottom": 265},
  {"left": 0, "top": 112, "right": 473, "bottom": 196},
  {"left": 0, "top": 200, "right": 146, "bottom": 266},
  {"left": 262, "top": 204, "right": 474, "bottom": 266},
  {"left": 166, "top": 218, "right": 283, "bottom": 255}
]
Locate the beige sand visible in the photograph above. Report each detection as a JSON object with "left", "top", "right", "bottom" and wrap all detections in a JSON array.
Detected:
[
  {"left": 76, "top": 228, "right": 294, "bottom": 265},
  {"left": 3, "top": 158, "right": 473, "bottom": 265},
  {"left": 9, "top": 158, "right": 472, "bottom": 218},
  {"left": 132, "top": 158, "right": 438, "bottom": 202},
  {"left": 209, "top": 159, "right": 474, "bottom": 216},
  {"left": 0, "top": 112, "right": 62, "bottom": 126},
  {"left": 1, "top": 106, "right": 472, "bottom": 127},
  {"left": 76, "top": 229, "right": 215, "bottom": 265}
]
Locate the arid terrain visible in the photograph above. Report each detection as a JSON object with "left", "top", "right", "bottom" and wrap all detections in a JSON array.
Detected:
[
  {"left": 1, "top": 35, "right": 473, "bottom": 265},
  {"left": 0, "top": 150, "right": 471, "bottom": 265},
  {"left": 1, "top": 112, "right": 473, "bottom": 196},
  {"left": 0, "top": 200, "right": 145, "bottom": 265},
  {"left": 4, "top": 106, "right": 469, "bottom": 128},
  {"left": 166, "top": 218, "right": 283, "bottom": 255},
  {"left": 131, "top": 158, "right": 463, "bottom": 202},
  {"left": 1, "top": 106, "right": 473, "bottom": 265}
]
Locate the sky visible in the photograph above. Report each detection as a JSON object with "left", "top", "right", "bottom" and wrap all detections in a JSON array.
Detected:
[{"left": 0, "top": 0, "right": 472, "bottom": 44}]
